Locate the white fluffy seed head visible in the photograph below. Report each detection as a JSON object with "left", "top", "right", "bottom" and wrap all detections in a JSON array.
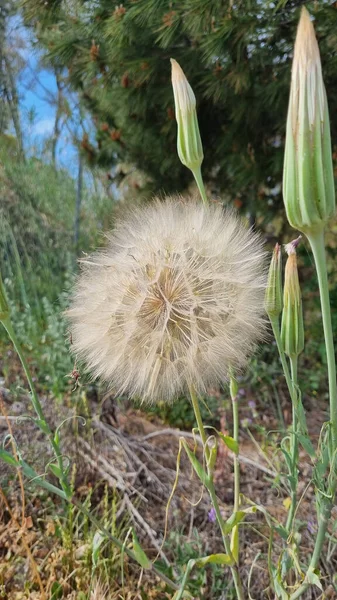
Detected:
[{"left": 67, "top": 197, "right": 267, "bottom": 403}]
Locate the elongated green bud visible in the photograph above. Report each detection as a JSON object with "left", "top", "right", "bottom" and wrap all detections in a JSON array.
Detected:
[
  {"left": 283, "top": 7, "right": 335, "bottom": 235},
  {"left": 170, "top": 59, "right": 204, "bottom": 173},
  {"left": 0, "top": 273, "right": 10, "bottom": 323},
  {"left": 281, "top": 238, "right": 304, "bottom": 358},
  {"left": 264, "top": 243, "right": 282, "bottom": 318}
]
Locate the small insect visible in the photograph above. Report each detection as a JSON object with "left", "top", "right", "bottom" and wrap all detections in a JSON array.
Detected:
[{"left": 65, "top": 363, "right": 81, "bottom": 392}]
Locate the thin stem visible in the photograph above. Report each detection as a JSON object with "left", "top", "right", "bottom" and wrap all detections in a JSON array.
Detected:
[
  {"left": 289, "top": 498, "right": 333, "bottom": 600},
  {"left": 289, "top": 228, "right": 337, "bottom": 598},
  {"left": 192, "top": 167, "right": 208, "bottom": 205},
  {"left": 188, "top": 384, "right": 208, "bottom": 454},
  {"left": 2, "top": 318, "right": 44, "bottom": 422},
  {"left": 207, "top": 481, "right": 245, "bottom": 600},
  {"left": 230, "top": 379, "right": 240, "bottom": 567},
  {"left": 188, "top": 385, "right": 244, "bottom": 600},
  {"left": 1, "top": 317, "right": 70, "bottom": 497},
  {"left": 231, "top": 392, "right": 240, "bottom": 516},
  {"left": 70, "top": 498, "right": 180, "bottom": 591},
  {"left": 307, "top": 229, "right": 337, "bottom": 449},
  {"left": 269, "top": 315, "right": 297, "bottom": 408},
  {"left": 286, "top": 356, "right": 299, "bottom": 534}
]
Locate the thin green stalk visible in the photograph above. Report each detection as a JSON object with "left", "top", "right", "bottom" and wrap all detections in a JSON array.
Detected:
[
  {"left": 68, "top": 497, "right": 180, "bottom": 591},
  {"left": 207, "top": 480, "right": 244, "bottom": 600},
  {"left": 286, "top": 356, "right": 299, "bottom": 534},
  {"left": 289, "top": 228, "right": 337, "bottom": 598},
  {"left": 289, "top": 497, "right": 333, "bottom": 600},
  {"left": 189, "top": 384, "right": 208, "bottom": 454},
  {"left": 231, "top": 393, "right": 240, "bottom": 517},
  {"left": 192, "top": 167, "right": 208, "bottom": 205},
  {"left": 2, "top": 318, "right": 45, "bottom": 422},
  {"left": 1, "top": 316, "right": 70, "bottom": 497},
  {"left": 269, "top": 315, "right": 296, "bottom": 407},
  {"left": 307, "top": 229, "right": 337, "bottom": 448},
  {"left": 230, "top": 381, "right": 240, "bottom": 566},
  {"left": 189, "top": 385, "right": 245, "bottom": 600}
]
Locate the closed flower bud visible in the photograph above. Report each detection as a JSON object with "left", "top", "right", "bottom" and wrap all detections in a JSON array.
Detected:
[
  {"left": 0, "top": 274, "right": 10, "bottom": 323},
  {"left": 283, "top": 7, "right": 335, "bottom": 235},
  {"left": 264, "top": 243, "right": 282, "bottom": 319},
  {"left": 171, "top": 59, "right": 204, "bottom": 173},
  {"left": 281, "top": 240, "right": 304, "bottom": 358}
]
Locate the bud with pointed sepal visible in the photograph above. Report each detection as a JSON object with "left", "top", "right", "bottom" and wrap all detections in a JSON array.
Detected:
[
  {"left": 264, "top": 243, "right": 282, "bottom": 319},
  {"left": 171, "top": 59, "right": 207, "bottom": 204},
  {"left": 283, "top": 7, "right": 335, "bottom": 235},
  {"left": 281, "top": 238, "right": 304, "bottom": 358}
]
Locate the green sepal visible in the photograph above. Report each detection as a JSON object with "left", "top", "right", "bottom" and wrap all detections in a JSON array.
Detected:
[{"left": 265, "top": 244, "right": 282, "bottom": 318}]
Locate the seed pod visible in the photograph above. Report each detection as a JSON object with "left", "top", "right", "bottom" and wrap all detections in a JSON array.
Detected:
[
  {"left": 171, "top": 59, "right": 204, "bottom": 173},
  {"left": 281, "top": 242, "right": 304, "bottom": 358},
  {"left": 264, "top": 243, "right": 282, "bottom": 319},
  {"left": 283, "top": 8, "right": 335, "bottom": 235}
]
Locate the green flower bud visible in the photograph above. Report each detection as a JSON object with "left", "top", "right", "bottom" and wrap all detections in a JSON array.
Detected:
[
  {"left": 0, "top": 273, "right": 10, "bottom": 323},
  {"left": 264, "top": 243, "right": 282, "bottom": 319},
  {"left": 170, "top": 59, "right": 204, "bottom": 173},
  {"left": 281, "top": 240, "right": 304, "bottom": 358},
  {"left": 283, "top": 8, "right": 335, "bottom": 235}
]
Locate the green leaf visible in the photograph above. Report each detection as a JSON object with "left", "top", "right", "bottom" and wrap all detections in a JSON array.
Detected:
[
  {"left": 271, "top": 564, "right": 289, "bottom": 600},
  {"left": 296, "top": 399, "right": 308, "bottom": 436},
  {"left": 218, "top": 433, "right": 239, "bottom": 455},
  {"left": 172, "top": 591, "right": 194, "bottom": 600},
  {"left": 132, "top": 529, "right": 151, "bottom": 569},
  {"left": 231, "top": 526, "right": 239, "bottom": 563},
  {"left": 92, "top": 531, "right": 105, "bottom": 567},
  {"left": 182, "top": 440, "right": 208, "bottom": 485},
  {"left": 35, "top": 419, "right": 50, "bottom": 435},
  {"left": 274, "top": 525, "right": 289, "bottom": 541},
  {"left": 297, "top": 433, "right": 315, "bottom": 458},
  {"left": 49, "top": 463, "right": 62, "bottom": 479},
  {"left": 0, "top": 448, "right": 19, "bottom": 467},
  {"left": 280, "top": 447, "right": 293, "bottom": 473},
  {"left": 224, "top": 511, "right": 246, "bottom": 534},
  {"left": 50, "top": 581, "right": 63, "bottom": 599},
  {"left": 307, "top": 568, "right": 323, "bottom": 591},
  {"left": 196, "top": 553, "right": 234, "bottom": 567}
]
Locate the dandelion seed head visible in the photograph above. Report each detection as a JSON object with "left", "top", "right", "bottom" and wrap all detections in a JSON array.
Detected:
[{"left": 68, "top": 197, "right": 266, "bottom": 403}]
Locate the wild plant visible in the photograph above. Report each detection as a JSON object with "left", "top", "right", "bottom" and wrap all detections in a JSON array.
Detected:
[{"left": 0, "top": 7, "right": 336, "bottom": 600}]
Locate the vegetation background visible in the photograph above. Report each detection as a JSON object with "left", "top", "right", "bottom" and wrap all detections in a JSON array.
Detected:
[{"left": 1, "top": 0, "right": 337, "bottom": 598}]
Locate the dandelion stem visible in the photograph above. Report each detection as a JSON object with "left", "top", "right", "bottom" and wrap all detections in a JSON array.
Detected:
[
  {"left": 269, "top": 316, "right": 295, "bottom": 407},
  {"left": 192, "top": 167, "right": 208, "bottom": 205},
  {"left": 289, "top": 229, "right": 337, "bottom": 598},
  {"left": 307, "top": 229, "right": 337, "bottom": 448},
  {"left": 1, "top": 316, "right": 71, "bottom": 498},
  {"left": 269, "top": 316, "right": 303, "bottom": 537},
  {"left": 231, "top": 388, "right": 240, "bottom": 515},
  {"left": 189, "top": 384, "right": 208, "bottom": 453},
  {"left": 230, "top": 377, "right": 240, "bottom": 564},
  {"left": 189, "top": 385, "right": 244, "bottom": 599},
  {"left": 286, "top": 356, "right": 299, "bottom": 534}
]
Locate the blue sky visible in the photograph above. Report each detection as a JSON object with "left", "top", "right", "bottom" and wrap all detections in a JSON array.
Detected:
[{"left": 12, "top": 16, "right": 79, "bottom": 174}]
